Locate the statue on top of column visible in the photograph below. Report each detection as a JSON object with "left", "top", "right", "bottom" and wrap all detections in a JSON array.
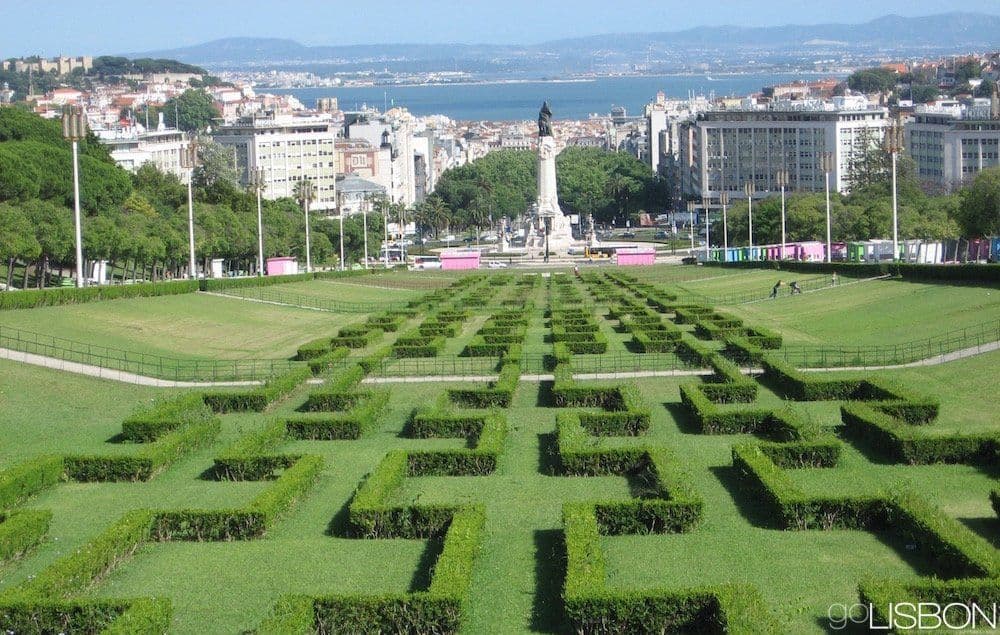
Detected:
[{"left": 538, "top": 101, "right": 553, "bottom": 137}]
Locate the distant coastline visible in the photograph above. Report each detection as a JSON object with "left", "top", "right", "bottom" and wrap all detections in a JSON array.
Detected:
[{"left": 268, "top": 72, "right": 847, "bottom": 121}]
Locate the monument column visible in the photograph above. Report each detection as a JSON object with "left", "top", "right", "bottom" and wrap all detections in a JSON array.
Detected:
[{"left": 534, "top": 101, "right": 574, "bottom": 252}]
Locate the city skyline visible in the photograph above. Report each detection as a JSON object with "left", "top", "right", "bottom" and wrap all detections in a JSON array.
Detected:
[{"left": 3, "top": 1, "right": 1000, "bottom": 57}]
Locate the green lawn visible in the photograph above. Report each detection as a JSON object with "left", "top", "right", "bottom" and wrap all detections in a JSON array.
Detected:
[
  {"left": 729, "top": 279, "right": 1000, "bottom": 347},
  {"left": 0, "top": 268, "right": 997, "bottom": 633},
  {"left": 0, "top": 293, "right": 362, "bottom": 361}
]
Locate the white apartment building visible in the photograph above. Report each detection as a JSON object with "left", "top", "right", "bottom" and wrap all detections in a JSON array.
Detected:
[
  {"left": 213, "top": 113, "right": 339, "bottom": 212},
  {"left": 906, "top": 98, "right": 1000, "bottom": 190},
  {"left": 96, "top": 118, "right": 192, "bottom": 182},
  {"left": 645, "top": 92, "right": 711, "bottom": 175},
  {"left": 347, "top": 111, "right": 418, "bottom": 206},
  {"left": 678, "top": 97, "right": 889, "bottom": 202}
]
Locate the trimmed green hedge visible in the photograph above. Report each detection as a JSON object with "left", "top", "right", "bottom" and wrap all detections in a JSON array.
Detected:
[
  {"left": 266, "top": 506, "right": 485, "bottom": 634},
  {"left": 732, "top": 442, "right": 1000, "bottom": 577},
  {"left": 841, "top": 402, "right": 999, "bottom": 465},
  {"left": 286, "top": 390, "right": 390, "bottom": 440},
  {"left": 562, "top": 502, "right": 778, "bottom": 634},
  {"left": 203, "top": 365, "right": 312, "bottom": 413},
  {"left": 120, "top": 393, "right": 215, "bottom": 442},
  {"left": 447, "top": 363, "right": 520, "bottom": 408},
  {"left": 64, "top": 418, "right": 220, "bottom": 482},
  {"left": 306, "top": 346, "right": 349, "bottom": 375},
  {"left": 0, "top": 280, "right": 199, "bottom": 311},
  {"left": 680, "top": 383, "right": 819, "bottom": 440},
  {"left": 152, "top": 454, "right": 323, "bottom": 541},
  {"left": 0, "top": 510, "right": 52, "bottom": 563},
  {"left": 0, "top": 455, "right": 64, "bottom": 509}
]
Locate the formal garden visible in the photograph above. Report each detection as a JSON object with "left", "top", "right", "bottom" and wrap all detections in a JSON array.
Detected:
[{"left": 0, "top": 265, "right": 998, "bottom": 633}]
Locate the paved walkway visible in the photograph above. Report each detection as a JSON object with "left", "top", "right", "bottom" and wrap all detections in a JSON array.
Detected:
[
  {"left": 0, "top": 347, "right": 261, "bottom": 387},
  {"left": 200, "top": 291, "right": 340, "bottom": 313},
  {"left": 4, "top": 339, "right": 998, "bottom": 387}
]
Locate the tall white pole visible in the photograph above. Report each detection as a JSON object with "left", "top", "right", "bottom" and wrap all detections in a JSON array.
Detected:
[
  {"left": 825, "top": 169, "right": 832, "bottom": 263},
  {"left": 187, "top": 178, "right": 196, "bottom": 278},
  {"left": 362, "top": 204, "right": 369, "bottom": 269},
  {"left": 71, "top": 140, "right": 84, "bottom": 288},
  {"left": 780, "top": 184, "right": 787, "bottom": 260},
  {"left": 722, "top": 199, "right": 728, "bottom": 252},
  {"left": 339, "top": 212, "right": 345, "bottom": 271},
  {"left": 383, "top": 210, "right": 390, "bottom": 268},
  {"left": 704, "top": 202, "right": 710, "bottom": 260},
  {"left": 303, "top": 198, "right": 312, "bottom": 273},
  {"left": 256, "top": 187, "right": 264, "bottom": 277},
  {"left": 689, "top": 209, "right": 694, "bottom": 251},
  {"left": 891, "top": 150, "right": 899, "bottom": 261},
  {"left": 747, "top": 193, "right": 754, "bottom": 252}
]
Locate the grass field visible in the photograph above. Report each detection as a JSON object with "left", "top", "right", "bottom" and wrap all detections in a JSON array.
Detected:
[
  {"left": 0, "top": 293, "right": 362, "bottom": 361},
  {"left": 729, "top": 279, "right": 1000, "bottom": 347},
  {"left": 0, "top": 266, "right": 997, "bottom": 633}
]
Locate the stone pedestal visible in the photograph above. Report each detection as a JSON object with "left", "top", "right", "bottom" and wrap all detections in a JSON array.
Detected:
[{"left": 532, "top": 136, "right": 574, "bottom": 252}]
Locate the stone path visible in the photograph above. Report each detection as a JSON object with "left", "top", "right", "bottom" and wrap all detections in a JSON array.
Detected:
[
  {"left": 199, "top": 291, "right": 340, "bottom": 313},
  {"left": 4, "top": 339, "right": 998, "bottom": 388},
  {"left": 0, "top": 347, "right": 261, "bottom": 387}
]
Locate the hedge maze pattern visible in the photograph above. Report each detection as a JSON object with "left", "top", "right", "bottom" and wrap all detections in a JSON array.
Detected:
[{"left": 0, "top": 271, "right": 997, "bottom": 633}]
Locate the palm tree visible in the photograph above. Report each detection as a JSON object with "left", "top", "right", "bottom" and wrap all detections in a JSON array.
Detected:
[
  {"left": 429, "top": 196, "right": 451, "bottom": 238},
  {"left": 293, "top": 179, "right": 316, "bottom": 272}
]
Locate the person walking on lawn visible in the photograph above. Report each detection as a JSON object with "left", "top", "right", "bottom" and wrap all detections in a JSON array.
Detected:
[{"left": 769, "top": 280, "right": 782, "bottom": 299}]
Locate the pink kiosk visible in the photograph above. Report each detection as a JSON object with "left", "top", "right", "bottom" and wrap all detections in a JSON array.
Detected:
[
  {"left": 440, "top": 250, "right": 481, "bottom": 270},
  {"left": 266, "top": 257, "right": 298, "bottom": 276},
  {"left": 615, "top": 247, "right": 656, "bottom": 266}
]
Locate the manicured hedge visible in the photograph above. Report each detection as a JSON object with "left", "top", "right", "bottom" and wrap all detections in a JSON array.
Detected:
[
  {"left": 213, "top": 420, "right": 297, "bottom": 480},
  {"left": 680, "top": 384, "right": 819, "bottom": 440},
  {"left": 203, "top": 365, "right": 312, "bottom": 413},
  {"left": 120, "top": 393, "right": 215, "bottom": 442},
  {"left": 562, "top": 501, "right": 778, "bottom": 634},
  {"left": 841, "top": 402, "right": 999, "bottom": 465},
  {"left": 859, "top": 577, "right": 1000, "bottom": 631},
  {"left": 295, "top": 337, "right": 333, "bottom": 360},
  {"left": 332, "top": 327, "right": 383, "bottom": 349},
  {"left": 292, "top": 506, "right": 485, "bottom": 634},
  {"left": 306, "top": 346, "right": 349, "bottom": 375},
  {"left": 152, "top": 455, "right": 323, "bottom": 541},
  {"left": 405, "top": 407, "right": 508, "bottom": 477},
  {"left": 348, "top": 451, "right": 459, "bottom": 539},
  {"left": 64, "top": 418, "right": 221, "bottom": 482},
  {"left": 762, "top": 354, "right": 940, "bottom": 410},
  {"left": 0, "top": 510, "right": 52, "bottom": 563},
  {"left": 286, "top": 390, "right": 390, "bottom": 440},
  {"left": 447, "top": 363, "right": 520, "bottom": 408},
  {"left": 12, "top": 509, "right": 154, "bottom": 599},
  {"left": 733, "top": 442, "right": 1000, "bottom": 577},
  {"left": 0, "top": 455, "right": 63, "bottom": 509},
  {"left": 0, "top": 280, "right": 200, "bottom": 311}
]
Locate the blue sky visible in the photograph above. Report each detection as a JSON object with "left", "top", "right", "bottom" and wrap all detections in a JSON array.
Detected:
[{"left": 3, "top": 0, "right": 1000, "bottom": 57}]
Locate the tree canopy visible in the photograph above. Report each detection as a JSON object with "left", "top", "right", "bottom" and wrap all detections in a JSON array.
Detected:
[{"left": 432, "top": 146, "right": 666, "bottom": 228}]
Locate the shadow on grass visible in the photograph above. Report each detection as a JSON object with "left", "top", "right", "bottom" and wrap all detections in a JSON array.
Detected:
[
  {"left": 536, "top": 381, "right": 556, "bottom": 408},
  {"left": 530, "top": 528, "right": 566, "bottom": 633},
  {"left": 408, "top": 538, "right": 445, "bottom": 592},
  {"left": 709, "top": 464, "right": 779, "bottom": 529},
  {"left": 537, "top": 433, "right": 561, "bottom": 476},
  {"left": 837, "top": 426, "right": 898, "bottom": 466},
  {"left": 326, "top": 498, "right": 353, "bottom": 537},
  {"left": 813, "top": 615, "right": 874, "bottom": 634},
  {"left": 664, "top": 402, "right": 701, "bottom": 435},
  {"left": 873, "top": 528, "right": 942, "bottom": 578},
  {"left": 960, "top": 516, "right": 1000, "bottom": 550}
]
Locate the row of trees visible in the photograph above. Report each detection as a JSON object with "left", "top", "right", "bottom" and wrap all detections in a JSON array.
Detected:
[
  {"left": 429, "top": 147, "right": 666, "bottom": 230},
  {"left": 708, "top": 166, "right": 1000, "bottom": 249},
  {"left": 0, "top": 107, "right": 386, "bottom": 289}
]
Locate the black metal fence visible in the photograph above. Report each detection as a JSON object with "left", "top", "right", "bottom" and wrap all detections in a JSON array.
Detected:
[{"left": 0, "top": 326, "right": 295, "bottom": 382}]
